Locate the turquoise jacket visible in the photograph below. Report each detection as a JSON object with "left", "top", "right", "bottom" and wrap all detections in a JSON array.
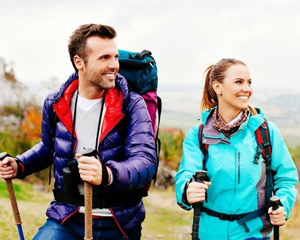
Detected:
[{"left": 175, "top": 108, "right": 298, "bottom": 240}]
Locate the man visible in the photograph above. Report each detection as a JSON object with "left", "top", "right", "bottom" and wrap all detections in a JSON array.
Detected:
[{"left": 0, "top": 24, "right": 157, "bottom": 240}]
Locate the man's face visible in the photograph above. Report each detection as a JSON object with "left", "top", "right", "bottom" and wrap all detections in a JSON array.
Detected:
[{"left": 81, "top": 36, "right": 119, "bottom": 90}]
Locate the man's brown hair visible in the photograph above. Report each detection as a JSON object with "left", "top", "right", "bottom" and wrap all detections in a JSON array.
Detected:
[{"left": 68, "top": 24, "right": 117, "bottom": 71}]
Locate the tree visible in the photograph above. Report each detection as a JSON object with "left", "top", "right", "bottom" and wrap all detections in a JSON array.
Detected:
[{"left": 20, "top": 107, "right": 42, "bottom": 143}]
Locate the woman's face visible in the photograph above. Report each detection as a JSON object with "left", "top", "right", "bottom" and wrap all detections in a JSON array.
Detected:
[{"left": 213, "top": 64, "right": 253, "bottom": 114}]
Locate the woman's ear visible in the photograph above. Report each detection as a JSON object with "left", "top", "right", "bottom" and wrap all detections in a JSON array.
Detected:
[
  {"left": 74, "top": 55, "right": 84, "bottom": 71},
  {"left": 212, "top": 81, "right": 222, "bottom": 96}
]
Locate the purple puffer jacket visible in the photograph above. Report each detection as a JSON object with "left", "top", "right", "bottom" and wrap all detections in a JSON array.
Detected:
[{"left": 16, "top": 73, "right": 157, "bottom": 238}]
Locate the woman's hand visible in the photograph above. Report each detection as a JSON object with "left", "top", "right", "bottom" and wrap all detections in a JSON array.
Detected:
[
  {"left": 187, "top": 181, "right": 211, "bottom": 204},
  {"left": 268, "top": 206, "right": 286, "bottom": 226}
]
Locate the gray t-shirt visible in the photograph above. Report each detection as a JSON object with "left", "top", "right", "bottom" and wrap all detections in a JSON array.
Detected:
[{"left": 70, "top": 91, "right": 112, "bottom": 217}]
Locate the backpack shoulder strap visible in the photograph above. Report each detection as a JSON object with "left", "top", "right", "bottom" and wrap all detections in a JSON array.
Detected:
[
  {"left": 50, "top": 92, "right": 60, "bottom": 140},
  {"left": 46, "top": 105, "right": 58, "bottom": 185},
  {"left": 198, "top": 124, "right": 209, "bottom": 170},
  {"left": 155, "top": 95, "right": 162, "bottom": 155},
  {"left": 255, "top": 119, "right": 272, "bottom": 160},
  {"left": 50, "top": 108, "right": 58, "bottom": 140},
  {"left": 254, "top": 119, "right": 273, "bottom": 205},
  {"left": 48, "top": 93, "right": 60, "bottom": 185}
]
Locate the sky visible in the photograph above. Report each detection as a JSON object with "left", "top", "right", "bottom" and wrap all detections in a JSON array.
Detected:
[{"left": 1, "top": 0, "right": 300, "bottom": 92}]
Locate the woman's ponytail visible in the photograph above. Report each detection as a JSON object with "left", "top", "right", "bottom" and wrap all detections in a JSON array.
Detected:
[
  {"left": 200, "top": 65, "right": 218, "bottom": 112},
  {"left": 248, "top": 104, "right": 258, "bottom": 116}
]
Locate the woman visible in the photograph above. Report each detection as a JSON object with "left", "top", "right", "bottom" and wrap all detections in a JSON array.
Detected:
[{"left": 175, "top": 58, "right": 298, "bottom": 240}]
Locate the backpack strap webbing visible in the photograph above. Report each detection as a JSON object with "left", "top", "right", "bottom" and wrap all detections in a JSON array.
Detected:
[
  {"left": 155, "top": 96, "right": 162, "bottom": 158},
  {"left": 50, "top": 109, "right": 58, "bottom": 140},
  {"left": 198, "top": 124, "right": 209, "bottom": 170},
  {"left": 255, "top": 119, "right": 273, "bottom": 206},
  {"left": 48, "top": 106, "right": 58, "bottom": 185}
]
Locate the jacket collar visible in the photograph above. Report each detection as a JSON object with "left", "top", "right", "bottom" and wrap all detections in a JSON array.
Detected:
[
  {"left": 53, "top": 73, "right": 128, "bottom": 142},
  {"left": 54, "top": 73, "right": 129, "bottom": 103},
  {"left": 201, "top": 107, "right": 265, "bottom": 145}
]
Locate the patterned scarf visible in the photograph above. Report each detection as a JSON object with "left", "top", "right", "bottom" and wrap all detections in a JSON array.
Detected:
[{"left": 212, "top": 107, "right": 248, "bottom": 138}]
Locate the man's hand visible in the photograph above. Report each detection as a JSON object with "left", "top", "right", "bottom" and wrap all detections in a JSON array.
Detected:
[
  {"left": 187, "top": 181, "right": 211, "bottom": 205},
  {"left": 0, "top": 157, "right": 18, "bottom": 179},
  {"left": 268, "top": 206, "right": 286, "bottom": 226},
  {"left": 75, "top": 153, "right": 111, "bottom": 185}
]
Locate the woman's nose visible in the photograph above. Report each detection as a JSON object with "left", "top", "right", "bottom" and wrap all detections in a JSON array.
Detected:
[{"left": 242, "top": 82, "right": 252, "bottom": 92}]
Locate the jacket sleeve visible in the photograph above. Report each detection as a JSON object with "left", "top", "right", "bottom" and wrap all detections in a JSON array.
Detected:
[
  {"left": 268, "top": 121, "right": 299, "bottom": 218},
  {"left": 175, "top": 125, "right": 204, "bottom": 210},
  {"left": 106, "top": 93, "right": 157, "bottom": 191},
  {"left": 15, "top": 93, "right": 56, "bottom": 177}
]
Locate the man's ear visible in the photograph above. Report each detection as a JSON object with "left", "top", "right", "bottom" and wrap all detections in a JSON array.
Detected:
[
  {"left": 74, "top": 55, "right": 84, "bottom": 71},
  {"left": 212, "top": 81, "right": 222, "bottom": 95}
]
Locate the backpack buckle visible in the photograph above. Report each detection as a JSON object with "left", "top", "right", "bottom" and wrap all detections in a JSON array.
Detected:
[
  {"left": 219, "top": 213, "right": 226, "bottom": 220},
  {"left": 253, "top": 146, "right": 262, "bottom": 164},
  {"left": 263, "top": 141, "right": 271, "bottom": 148}
]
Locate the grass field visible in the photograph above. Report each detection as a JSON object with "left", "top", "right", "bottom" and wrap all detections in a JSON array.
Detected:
[{"left": 0, "top": 179, "right": 299, "bottom": 240}]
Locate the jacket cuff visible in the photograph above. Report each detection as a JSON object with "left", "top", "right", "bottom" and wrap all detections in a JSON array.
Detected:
[
  {"left": 15, "top": 158, "right": 26, "bottom": 179},
  {"left": 101, "top": 161, "right": 109, "bottom": 186},
  {"left": 182, "top": 178, "right": 193, "bottom": 206},
  {"left": 106, "top": 166, "right": 113, "bottom": 185}
]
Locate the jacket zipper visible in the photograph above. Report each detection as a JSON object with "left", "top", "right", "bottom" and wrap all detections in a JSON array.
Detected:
[{"left": 238, "top": 152, "right": 240, "bottom": 184}]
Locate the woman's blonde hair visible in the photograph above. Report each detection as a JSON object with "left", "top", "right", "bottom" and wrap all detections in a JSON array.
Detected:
[{"left": 200, "top": 58, "right": 257, "bottom": 115}]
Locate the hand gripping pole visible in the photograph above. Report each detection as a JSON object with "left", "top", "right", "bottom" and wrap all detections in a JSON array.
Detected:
[
  {"left": 0, "top": 152, "right": 25, "bottom": 240},
  {"left": 192, "top": 170, "right": 207, "bottom": 240},
  {"left": 81, "top": 148, "right": 99, "bottom": 240},
  {"left": 270, "top": 195, "right": 280, "bottom": 240}
]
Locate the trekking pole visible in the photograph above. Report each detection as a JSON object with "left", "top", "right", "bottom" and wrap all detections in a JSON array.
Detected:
[
  {"left": 192, "top": 170, "right": 207, "bottom": 240},
  {"left": 81, "top": 148, "right": 99, "bottom": 240},
  {"left": 0, "top": 152, "right": 25, "bottom": 240},
  {"left": 84, "top": 181, "right": 93, "bottom": 240},
  {"left": 270, "top": 196, "right": 280, "bottom": 240}
]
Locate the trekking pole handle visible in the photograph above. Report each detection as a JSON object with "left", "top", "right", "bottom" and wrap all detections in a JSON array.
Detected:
[
  {"left": 0, "top": 152, "right": 22, "bottom": 224},
  {"left": 194, "top": 170, "right": 207, "bottom": 184},
  {"left": 270, "top": 196, "right": 280, "bottom": 240},
  {"left": 192, "top": 170, "right": 207, "bottom": 240},
  {"left": 0, "top": 152, "right": 25, "bottom": 240},
  {"left": 81, "top": 148, "right": 98, "bottom": 240}
]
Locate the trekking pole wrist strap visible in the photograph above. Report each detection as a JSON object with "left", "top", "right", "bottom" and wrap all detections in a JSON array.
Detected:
[
  {"left": 15, "top": 158, "right": 26, "bottom": 179},
  {"left": 101, "top": 161, "right": 109, "bottom": 186},
  {"left": 182, "top": 178, "right": 193, "bottom": 206}
]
